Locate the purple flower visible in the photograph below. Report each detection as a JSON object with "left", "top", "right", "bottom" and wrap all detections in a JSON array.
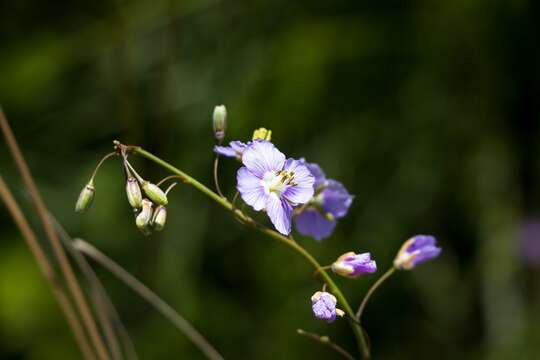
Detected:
[
  {"left": 394, "top": 235, "right": 441, "bottom": 270},
  {"left": 518, "top": 218, "right": 540, "bottom": 267},
  {"left": 294, "top": 159, "right": 353, "bottom": 241},
  {"left": 311, "top": 291, "right": 344, "bottom": 323},
  {"left": 331, "top": 252, "right": 377, "bottom": 278},
  {"left": 236, "top": 141, "right": 315, "bottom": 235},
  {"left": 214, "top": 141, "right": 248, "bottom": 160}
]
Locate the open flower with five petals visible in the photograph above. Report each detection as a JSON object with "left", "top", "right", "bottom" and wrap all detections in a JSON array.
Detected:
[{"left": 236, "top": 141, "right": 314, "bottom": 235}]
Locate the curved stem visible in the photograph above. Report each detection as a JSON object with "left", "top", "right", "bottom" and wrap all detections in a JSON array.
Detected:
[
  {"left": 355, "top": 267, "right": 396, "bottom": 320},
  {"left": 124, "top": 160, "right": 144, "bottom": 184},
  {"left": 213, "top": 156, "right": 225, "bottom": 198},
  {"left": 156, "top": 175, "right": 184, "bottom": 187},
  {"left": 91, "top": 152, "right": 118, "bottom": 181},
  {"left": 313, "top": 265, "right": 332, "bottom": 279},
  {"left": 127, "top": 143, "right": 370, "bottom": 358},
  {"left": 74, "top": 239, "right": 223, "bottom": 360}
]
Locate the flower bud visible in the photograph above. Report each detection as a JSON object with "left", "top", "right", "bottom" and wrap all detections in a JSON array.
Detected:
[
  {"left": 213, "top": 105, "right": 227, "bottom": 141},
  {"left": 126, "top": 177, "right": 142, "bottom": 208},
  {"left": 331, "top": 252, "right": 377, "bottom": 278},
  {"left": 136, "top": 199, "right": 153, "bottom": 233},
  {"left": 142, "top": 181, "right": 168, "bottom": 205},
  {"left": 152, "top": 205, "right": 167, "bottom": 231},
  {"left": 310, "top": 291, "right": 344, "bottom": 323},
  {"left": 75, "top": 180, "right": 95, "bottom": 213},
  {"left": 252, "top": 127, "right": 272, "bottom": 141},
  {"left": 393, "top": 235, "right": 441, "bottom": 270}
]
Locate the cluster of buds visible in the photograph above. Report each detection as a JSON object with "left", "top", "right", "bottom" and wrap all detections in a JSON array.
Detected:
[
  {"left": 124, "top": 167, "right": 169, "bottom": 235},
  {"left": 75, "top": 150, "right": 172, "bottom": 236}
]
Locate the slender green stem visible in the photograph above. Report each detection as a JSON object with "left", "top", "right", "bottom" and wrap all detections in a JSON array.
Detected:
[
  {"left": 213, "top": 156, "right": 225, "bottom": 198},
  {"left": 313, "top": 265, "right": 332, "bottom": 279},
  {"left": 126, "top": 143, "right": 370, "bottom": 358},
  {"left": 156, "top": 175, "right": 184, "bottom": 187},
  {"left": 74, "top": 239, "right": 223, "bottom": 360},
  {"left": 52, "top": 218, "right": 125, "bottom": 360},
  {"left": 91, "top": 152, "right": 118, "bottom": 181},
  {"left": 355, "top": 267, "right": 396, "bottom": 320},
  {"left": 296, "top": 329, "right": 355, "bottom": 360}
]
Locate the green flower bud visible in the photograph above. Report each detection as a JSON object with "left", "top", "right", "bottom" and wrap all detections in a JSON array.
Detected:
[
  {"left": 136, "top": 199, "right": 153, "bottom": 233},
  {"left": 152, "top": 205, "right": 167, "bottom": 231},
  {"left": 213, "top": 105, "right": 227, "bottom": 141},
  {"left": 142, "top": 181, "right": 168, "bottom": 205},
  {"left": 126, "top": 177, "right": 142, "bottom": 208},
  {"left": 75, "top": 180, "right": 95, "bottom": 213}
]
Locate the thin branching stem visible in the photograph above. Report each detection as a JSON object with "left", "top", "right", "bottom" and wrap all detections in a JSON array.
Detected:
[
  {"left": 0, "top": 175, "right": 95, "bottom": 360},
  {"left": 355, "top": 267, "right": 396, "bottom": 320},
  {"left": 0, "top": 109, "right": 111, "bottom": 360},
  {"left": 74, "top": 239, "right": 224, "bottom": 360},
  {"left": 120, "top": 142, "right": 370, "bottom": 359},
  {"left": 156, "top": 175, "right": 184, "bottom": 187},
  {"left": 296, "top": 329, "right": 355, "bottom": 360},
  {"left": 91, "top": 152, "right": 118, "bottom": 181}
]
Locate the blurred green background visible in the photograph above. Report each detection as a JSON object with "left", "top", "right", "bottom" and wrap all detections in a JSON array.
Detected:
[{"left": 1, "top": 0, "right": 539, "bottom": 359}]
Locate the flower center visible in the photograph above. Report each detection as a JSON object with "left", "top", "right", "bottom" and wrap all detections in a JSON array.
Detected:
[{"left": 262, "top": 170, "right": 297, "bottom": 196}]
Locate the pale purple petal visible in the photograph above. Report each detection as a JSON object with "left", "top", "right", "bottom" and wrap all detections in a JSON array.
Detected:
[
  {"left": 282, "top": 159, "right": 315, "bottom": 205},
  {"left": 294, "top": 208, "right": 336, "bottom": 241},
  {"left": 214, "top": 145, "right": 236, "bottom": 157},
  {"left": 321, "top": 180, "right": 353, "bottom": 218},
  {"left": 266, "top": 193, "right": 293, "bottom": 235},
  {"left": 237, "top": 167, "right": 267, "bottom": 211},
  {"left": 408, "top": 235, "right": 436, "bottom": 252},
  {"left": 214, "top": 141, "right": 248, "bottom": 159},
  {"left": 299, "top": 158, "right": 326, "bottom": 188},
  {"left": 347, "top": 253, "right": 377, "bottom": 274},
  {"left": 241, "top": 141, "right": 285, "bottom": 177},
  {"left": 411, "top": 245, "right": 441, "bottom": 266}
]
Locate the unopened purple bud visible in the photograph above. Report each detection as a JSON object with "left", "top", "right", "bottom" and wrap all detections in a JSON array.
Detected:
[
  {"left": 310, "top": 291, "right": 344, "bottom": 323},
  {"left": 142, "top": 181, "right": 168, "bottom": 205},
  {"left": 152, "top": 205, "right": 167, "bottom": 231},
  {"left": 394, "top": 235, "right": 441, "bottom": 270},
  {"left": 136, "top": 199, "right": 153, "bottom": 234},
  {"left": 126, "top": 177, "right": 142, "bottom": 208},
  {"left": 213, "top": 105, "right": 227, "bottom": 141},
  {"left": 331, "top": 252, "right": 377, "bottom": 278},
  {"left": 75, "top": 180, "right": 95, "bottom": 213}
]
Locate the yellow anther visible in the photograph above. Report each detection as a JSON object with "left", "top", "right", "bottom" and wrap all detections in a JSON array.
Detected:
[{"left": 252, "top": 127, "right": 272, "bottom": 141}]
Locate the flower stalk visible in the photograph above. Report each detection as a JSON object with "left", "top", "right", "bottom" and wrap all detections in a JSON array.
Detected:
[{"left": 355, "top": 267, "right": 396, "bottom": 321}]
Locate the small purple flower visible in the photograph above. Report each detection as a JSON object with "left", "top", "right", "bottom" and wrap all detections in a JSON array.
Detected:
[
  {"left": 311, "top": 291, "right": 344, "bottom": 323},
  {"left": 214, "top": 141, "right": 248, "bottom": 160},
  {"left": 394, "top": 235, "right": 441, "bottom": 270},
  {"left": 518, "top": 218, "right": 540, "bottom": 267},
  {"left": 294, "top": 159, "right": 353, "bottom": 241},
  {"left": 236, "top": 141, "right": 315, "bottom": 235},
  {"left": 331, "top": 252, "right": 377, "bottom": 278}
]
